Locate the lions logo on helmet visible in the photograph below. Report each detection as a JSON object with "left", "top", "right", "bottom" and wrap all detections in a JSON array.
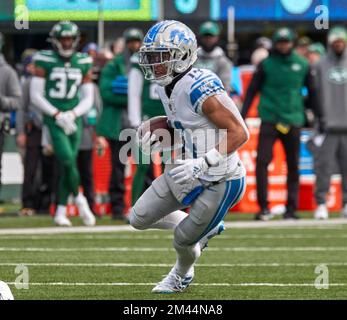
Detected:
[
  {"left": 139, "top": 20, "right": 198, "bottom": 86},
  {"left": 48, "top": 21, "right": 80, "bottom": 58},
  {"left": 0, "top": 281, "right": 14, "bottom": 300}
]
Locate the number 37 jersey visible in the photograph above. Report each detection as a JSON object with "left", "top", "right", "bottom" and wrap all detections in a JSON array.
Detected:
[
  {"left": 34, "top": 50, "right": 92, "bottom": 112},
  {"left": 156, "top": 68, "right": 246, "bottom": 182}
]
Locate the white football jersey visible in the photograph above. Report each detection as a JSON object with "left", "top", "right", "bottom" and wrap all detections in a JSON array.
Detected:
[{"left": 156, "top": 67, "right": 246, "bottom": 182}]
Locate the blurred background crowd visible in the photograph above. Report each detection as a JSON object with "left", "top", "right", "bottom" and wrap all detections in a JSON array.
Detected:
[{"left": 0, "top": 0, "right": 347, "bottom": 222}]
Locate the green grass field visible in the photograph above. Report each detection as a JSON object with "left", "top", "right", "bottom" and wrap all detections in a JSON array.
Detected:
[{"left": 0, "top": 214, "right": 347, "bottom": 300}]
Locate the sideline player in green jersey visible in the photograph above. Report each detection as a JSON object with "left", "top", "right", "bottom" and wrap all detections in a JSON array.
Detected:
[
  {"left": 128, "top": 52, "right": 166, "bottom": 205},
  {"left": 30, "top": 21, "right": 96, "bottom": 226}
]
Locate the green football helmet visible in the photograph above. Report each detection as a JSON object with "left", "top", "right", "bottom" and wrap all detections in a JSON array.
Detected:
[{"left": 48, "top": 21, "right": 80, "bottom": 58}]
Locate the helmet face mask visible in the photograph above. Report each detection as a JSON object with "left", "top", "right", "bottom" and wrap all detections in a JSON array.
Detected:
[
  {"left": 139, "top": 47, "right": 184, "bottom": 86},
  {"left": 49, "top": 21, "right": 80, "bottom": 58},
  {"left": 53, "top": 37, "right": 78, "bottom": 58},
  {"left": 139, "top": 20, "right": 198, "bottom": 86}
]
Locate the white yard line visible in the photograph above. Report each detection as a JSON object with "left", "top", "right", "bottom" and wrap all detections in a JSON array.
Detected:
[
  {"left": 0, "top": 225, "right": 135, "bottom": 235},
  {"left": 225, "top": 219, "right": 347, "bottom": 229},
  {"left": 1, "top": 234, "right": 347, "bottom": 240},
  {"left": 5, "top": 281, "right": 346, "bottom": 287},
  {"left": 1, "top": 262, "right": 347, "bottom": 267},
  {"left": 0, "top": 219, "right": 346, "bottom": 235},
  {"left": 0, "top": 246, "right": 347, "bottom": 252}
]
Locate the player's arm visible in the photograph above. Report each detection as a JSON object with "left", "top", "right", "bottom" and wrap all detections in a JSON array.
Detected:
[
  {"left": 170, "top": 92, "right": 249, "bottom": 185},
  {"left": 202, "top": 93, "right": 249, "bottom": 156},
  {"left": 241, "top": 62, "right": 265, "bottom": 118},
  {"left": 0, "top": 67, "right": 21, "bottom": 112},
  {"left": 128, "top": 67, "right": 144, "bottom": 128},
  {"left": 30, "top": 66, "right": 60, "bottom": 117},
  {"left": 71, "top": 70, "right": 94, "bottom": 118}
]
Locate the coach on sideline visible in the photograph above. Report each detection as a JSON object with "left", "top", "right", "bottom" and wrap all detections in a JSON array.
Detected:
[
  {"left": 310, "top": 26, "right": 347, "bottom": 220},
  {"left": 241, "top": 27, "right": 314, "bottom": 221},
  {"left": 0, "top": 32, "right": 22, "bottom": 203}
]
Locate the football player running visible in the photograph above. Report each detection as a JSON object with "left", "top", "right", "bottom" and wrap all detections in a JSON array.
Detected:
[
  {"left": 30, "top": 21, "right": 95, "bottom": 227},
  {"left": 130, "top": 20, "right": 249, "bottom": 293}
]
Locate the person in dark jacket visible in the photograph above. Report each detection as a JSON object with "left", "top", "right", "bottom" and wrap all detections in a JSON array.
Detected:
[
  {"left": 194, "top": 21, "right": 232, "bottom": 92},
  {"left": 0, "top": 32, "right": 22, "bottom": 202},
  {"left": 242, "top": 27, "right": 314, "bottom": 220},
  {"left": 310, "top": 26, "right": 347, "bottom": 220},
  {"left": 16, "top": 49, "right": 42, "bottom": 216}
]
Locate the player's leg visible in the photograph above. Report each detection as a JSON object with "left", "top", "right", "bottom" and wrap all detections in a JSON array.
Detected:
[
  {"left": 255, "top": 122, "right": 278, "bottom": 220},
  {"left": 69, "top": 119, "right": 95, "bottom": 226},
  {"left": 49, "top": 118, "right": 82, "bottom": 198},
  {"left": 152, "top": 177, "right": 246, "bottom": 293},
  {"left": 337, "top": 134, "right": 347, "bottom": 217},
  {"left": 131, "top": 147, "right": 151, "bottom": 205},
  {"left": 129, "top": 174, "right": 187, "bottom": 231},
  {"left": 77, "top": 149, "right": 95, "bottom": 212},
  {"left": 279, "top": 127, "right": 300, "bottom": 218},
  {"left": 131, "top": 163, "right": 149, "bottom": 204},
  {"left": 46, "top": 119, "right": 76, "bottom": 226},
  {"left": 314, "top": 134, "right": 337, "bottom": 219},
  {"left": 48, "top": 118, "right": 95, "bottom": 226},
  {"left": 20, "top": 131, "right": 41, "bottom": 214},
  {"left": 108, "top": 139, "right": 126, "bottom": 219},
  {"left": 175, "top": 177, "right": 246, "bottom": 276}
]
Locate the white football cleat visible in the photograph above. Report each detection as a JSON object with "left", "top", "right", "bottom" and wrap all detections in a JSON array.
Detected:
[
  {"left": 342, "top": 204, "right": 347, "bottom": 218},
  {"left": 152, "top": 267, "right": 194, "bottom": 294},
  {"left": 199, "top": 220, "right": 225, "bottom": 251},
  {"left": 0, "top": 281, "right": 14, "bottom": 300},
  {"left": 76, "top": 194, "right": 96, "bottom": 226},
  {"left": 314, "top": 204, "right": 329, "bottom": 220},
  {"left": 54, "top": 214, "right": 72, "bottom": 227}
]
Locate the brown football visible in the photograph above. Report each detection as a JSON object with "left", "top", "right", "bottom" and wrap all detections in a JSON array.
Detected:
[
  {"left": 149, "top": 116, "right": 172, "bottom": 133},
  {"left": 139, "top": 116, "right": 181, "bottom": 149}
]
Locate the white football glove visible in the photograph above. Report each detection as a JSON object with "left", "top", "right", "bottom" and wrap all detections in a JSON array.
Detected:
[
  {"left": 64, "top": 110, "right": 76, "bottom": 123},
  {"left": 169, "top": 157, "right": 209, "bottom": 185},
  {"left": 136, "top": 131, "right": 162, "bottom": 155},
  {"left": 169, "top": 148, "right": 224, "bottom": 185},
  {"left": 55, "top": 111, "right": 77, "bottom": 135}
]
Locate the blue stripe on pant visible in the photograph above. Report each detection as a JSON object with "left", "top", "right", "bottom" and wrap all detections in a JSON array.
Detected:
[{"left": 194, "top": 176, "right": 246, "bottom": 243}]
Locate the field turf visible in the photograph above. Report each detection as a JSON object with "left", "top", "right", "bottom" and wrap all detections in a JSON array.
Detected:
[{"left": 0, "top": 214, "right": 347, "bottom": 300}]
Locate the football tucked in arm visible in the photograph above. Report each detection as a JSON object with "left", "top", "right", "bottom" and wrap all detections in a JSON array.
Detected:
[{"left": 137, "top": 116, "right": 182, "bottom": 150}]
